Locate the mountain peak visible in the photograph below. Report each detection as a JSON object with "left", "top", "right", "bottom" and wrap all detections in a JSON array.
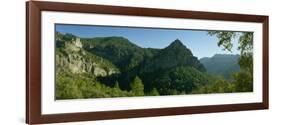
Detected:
[
  {"left": 170, "top": 39, "right": 184, "bottom": 46},
  {"left": 166, "top": 39, "right": 187, "bottom": 50},
  {"left": 163, "top": 39, "right": 194, "bottom": 57},
  {"left": 142, "top": 38, "right": 205, "bottom": 73}
]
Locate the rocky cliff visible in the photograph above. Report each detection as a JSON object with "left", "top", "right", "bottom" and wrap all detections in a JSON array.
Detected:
[{"left": 55, "top": 32, "right": 120, "bottom": 77}]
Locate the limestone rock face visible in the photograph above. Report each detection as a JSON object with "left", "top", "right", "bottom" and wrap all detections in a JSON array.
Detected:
[
  {"left": 64, "top": 38, "right": 83, "bottom": 52},
  {"left": 93, "top": 67, "right": 107, "bottom": 76},
  {"left": 56, "top": 37, "right": 120, "bottom": 77}
]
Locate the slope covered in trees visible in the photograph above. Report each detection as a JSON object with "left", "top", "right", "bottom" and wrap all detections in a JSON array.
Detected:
[{"left": 200, "top": 54, "right": 240, "bottom": 79}]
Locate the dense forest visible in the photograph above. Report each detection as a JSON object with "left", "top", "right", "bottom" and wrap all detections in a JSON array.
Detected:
[{"left": 55, "top": 31, "right": 253, "bottom": 100}]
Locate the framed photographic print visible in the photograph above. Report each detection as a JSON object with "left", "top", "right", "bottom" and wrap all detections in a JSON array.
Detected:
[{"left": 26, "top": 1, "right": 269, "bottom": 124}]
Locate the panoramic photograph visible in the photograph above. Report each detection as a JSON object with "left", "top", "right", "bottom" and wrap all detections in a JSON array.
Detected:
[{"left": 55, "top": 24, "right": 253, "bottom": 100}]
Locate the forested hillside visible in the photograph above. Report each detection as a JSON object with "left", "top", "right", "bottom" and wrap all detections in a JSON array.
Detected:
[
  {"left": 55, "top": 32, "right": 253, "bottom": 100},
  {"left": 200, "top": 54, "right": 240, "bottom": 79}
]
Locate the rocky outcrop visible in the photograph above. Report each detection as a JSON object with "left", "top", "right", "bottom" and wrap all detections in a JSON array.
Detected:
[
  {"left": 64, "top": 38, "right": 82, "bottom": 52},
  {"left": 56, "top": 37, "right": 120, "bottom": 77}
]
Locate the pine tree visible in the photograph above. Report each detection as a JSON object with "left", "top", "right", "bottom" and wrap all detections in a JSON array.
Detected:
[{"left": 130, "top": 76, "right": 144, "bottom": 96}]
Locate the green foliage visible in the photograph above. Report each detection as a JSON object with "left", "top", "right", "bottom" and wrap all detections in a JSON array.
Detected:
[
  {"left": 238, "top": 32, "right": 253, "bottom": 73},
  {"left": 130, "top": 76, "right": 145, "bottom": 96},
  {"left": 56, "top": 73, "right": 135, "bottom": 99},
  {"left": 192, "top": 77, "right": 235, "bottom": 94},
  {"left": 56, "top": 74, "right": 84, "bottom": 99},
  {"left": 232, "top": 71, "right": 253, "bottom": 92},
  {"left": 239, "top": 53, "right": 253, "bottom": 73},
  {"left": 81, "top": 37, "right": 148, "bottom": 72},
  {"left": 149, "top": 66, "right": 210, "bottom": 95},
  {"left": 208, "top": 31, "right": 236, "bottom": 52},
  {"left": 238, "top": 32, "right": 253, "bottom": 55},
  {"left": 148, "top": 88, "right": 160, "bottom": 96}
]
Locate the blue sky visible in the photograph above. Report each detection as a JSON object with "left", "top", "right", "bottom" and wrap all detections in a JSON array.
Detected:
[{"left": 56, "top": 24, "right": 240, "bottom": 58}]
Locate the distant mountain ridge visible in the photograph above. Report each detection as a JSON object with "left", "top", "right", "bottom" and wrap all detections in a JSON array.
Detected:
[{"left": 200, "top": 54, "right": 240, "bottom": 79}]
